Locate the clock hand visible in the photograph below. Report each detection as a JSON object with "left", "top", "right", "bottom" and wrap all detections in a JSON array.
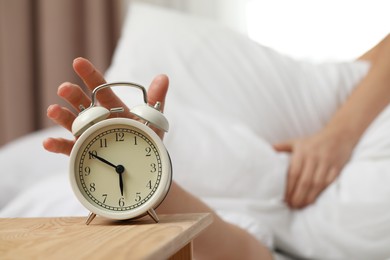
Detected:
[
  {"left": 89, "top": 152, "right": 125, "bottom": 173},
  {"left": 117, "top": 165, "right": 125, "bottom": 196},
  {"left": 119, "top": 172, "right": 124, "bottom": 196},
  {"left": 89, "top": 152, "right": 117, "bottom": 169},
  {"left": 89, "top": 152, "right": 125, "bottom": 196}
]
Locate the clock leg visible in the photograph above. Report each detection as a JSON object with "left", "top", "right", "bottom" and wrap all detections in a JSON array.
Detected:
[
  {"left": 85, "top": 212, "right": 97, "bottom": 225},
  {"left": 147, "top": 209, "right": 159, "bottom": 223}
]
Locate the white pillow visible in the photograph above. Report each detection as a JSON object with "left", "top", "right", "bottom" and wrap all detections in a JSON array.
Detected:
[
  {"left": 104, "top": 3, "right": 390, "bottom": 260},
  {"left": 0, "top": 127, "right": 71, "bottom": 209},
  {"left": 106, "top": 3, "right": 369, "bottom": 144}
]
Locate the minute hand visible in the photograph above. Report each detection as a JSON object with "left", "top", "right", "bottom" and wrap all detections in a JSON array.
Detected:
[
  {"left": 89, "top": 152, "right": 125, "bottom": 174},
  {"left": 89, "top": 152, "right": 117, "bottom": 169},
  {"left": 89, "top": 152, "right": 126, "bottom": 196}
]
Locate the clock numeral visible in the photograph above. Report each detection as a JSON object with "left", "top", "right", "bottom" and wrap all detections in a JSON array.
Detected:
[
  {"left": 145, "top": 147, "right": 151, "bottom": 157},
  {"left": 150, "top": 163, "right": 157, "bottom": 173},
  {"left": 89, "top": 150, "right": 97, "bottom": 159},
  {"left": 119, "top": 197, "right": 125, "bottom": 207},
  {"left": 133, "top": 136, "right": 138, "bottom": 145},
  {"left": 146, "top": 180, "right": 152, "bottom": 190},
  {"left": 100, "top": 138, "right": 108, "bottom": 148},
  {"left": 135, "top": 192, "right": 142, "bottom": 202},
  {"left": 115, "top": 132, "right": 125, "bottom": 142},
  {"left": 84, "top": 166, "right": 91, "bottom": 176},
  {"left": 102, "top": 194, "right": 107, "bottom": 203},
  {"left": 89, "top": 183, "right": 96, "bottom": 192}
]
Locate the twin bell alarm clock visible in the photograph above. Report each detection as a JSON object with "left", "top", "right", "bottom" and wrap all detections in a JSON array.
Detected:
[{"left": 68, "top": 82, "right": 172, "bottom": 225}]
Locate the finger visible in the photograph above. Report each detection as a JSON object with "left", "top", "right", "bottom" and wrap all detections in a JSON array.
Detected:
[
  {"left": 147, "top": 74, "right": 169, "bottom": 111},
  {"left": 303, "top": 164, "right": 329, "bottom": 206},
  {"left": 47, "top": 104, "right": 76, "bottom": 132},
  {"left": 73, "top": 57, "right": 130, "bottom": 113},
  {"left": 325, "top": 167, "right": 340, "bottom": 186},
  {"left": 284, "top": 153, "right": 303, "bottom": 203},
  {"left": 289, "top": 160, "right": 316, "bottom": 208},
  {"left": 273, "top": 141, "right": 293, "bottom": 152},
  {"left": 43, "top": 137, "right": 74, "bottom": 156},
  {"left": 57, "top": 82, "right": 91, "bottom": 112},
  {"left": 144, "top": 75, "right": 170, "bottom": 139},
  {"left": 73, "top": 57, "right": 106, "bottom": 91}
]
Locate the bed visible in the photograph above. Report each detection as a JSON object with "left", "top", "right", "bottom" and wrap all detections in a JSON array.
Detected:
[{"left": 1, "top": 3, "right": 390, "bottom": 259}]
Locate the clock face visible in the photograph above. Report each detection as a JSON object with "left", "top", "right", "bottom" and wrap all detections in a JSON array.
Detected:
[{"left": 70, "top": 118, "right": 171, "bottom": 219}]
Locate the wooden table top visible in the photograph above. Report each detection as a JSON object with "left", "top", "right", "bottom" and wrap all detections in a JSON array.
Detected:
[{"left": 0, "top": 213, "right": 212, "bottom": 260}]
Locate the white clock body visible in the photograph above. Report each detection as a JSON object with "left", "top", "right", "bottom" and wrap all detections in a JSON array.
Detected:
[{"left": 69, "top": 118, "right": 172, "bottom": 220}]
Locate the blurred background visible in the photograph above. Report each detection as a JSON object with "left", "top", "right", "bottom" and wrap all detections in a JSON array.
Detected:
[{"left": 0, "top": 0, "right": 388, "bottom": 146}]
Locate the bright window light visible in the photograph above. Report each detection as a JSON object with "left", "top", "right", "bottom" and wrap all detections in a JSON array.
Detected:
[{"left": 246, "top": 0, "right": 389, "bottom": 62}]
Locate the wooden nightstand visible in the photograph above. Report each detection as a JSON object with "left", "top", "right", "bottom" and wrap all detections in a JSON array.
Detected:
[{"left": 0, "top": 213, "right": 212, "bottom": 259}]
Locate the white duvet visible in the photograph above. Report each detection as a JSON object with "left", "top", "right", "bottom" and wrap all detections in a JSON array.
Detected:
[{"left": 1, "top": 3, "right": 390, "bottom": 260}]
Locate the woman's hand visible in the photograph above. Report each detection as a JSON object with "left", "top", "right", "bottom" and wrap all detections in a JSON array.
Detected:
[
  {"left": 274, "top": 127, "right": 355, "bottom": 209},
  {"left": 277, "top": 35, "right": 390, "bottom": 209},
  {"left": 43, "top": 57, "right": 169, "bottom": 156}
]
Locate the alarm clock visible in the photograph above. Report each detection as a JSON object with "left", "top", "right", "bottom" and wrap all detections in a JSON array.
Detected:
[{"left": 68, "top": 82, "right": 172, "bottom": 225}]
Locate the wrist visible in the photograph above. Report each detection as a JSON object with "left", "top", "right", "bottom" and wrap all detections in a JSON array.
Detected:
[{"left": 323, "top": 117, "right": 363, "bottom": 148}]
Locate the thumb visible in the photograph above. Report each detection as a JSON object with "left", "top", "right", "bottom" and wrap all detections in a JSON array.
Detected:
[
  {"left": 146, "top": 74, "right": 169, "bottom": 140},
  {"left": 147, "top": 74, "right": 169, "bottom": 112}
]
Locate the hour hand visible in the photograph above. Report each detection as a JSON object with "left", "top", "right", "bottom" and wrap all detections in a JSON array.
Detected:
[
  {"left": 119, "top": 172, "right": 124, "bottom": 196},
  {"left": 116, "top": 165, "right": 125, "bottom": 196}
]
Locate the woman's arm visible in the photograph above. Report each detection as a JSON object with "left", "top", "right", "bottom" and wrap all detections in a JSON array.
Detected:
[
  {"left": 274, "top": 34, "right": 390, "bottom": 208},
  {"left": 159, "top": 182, "right": 272, "bottom": 259},
  {"left": 43, "top": 57, "right": 272, "bottom": 260}
]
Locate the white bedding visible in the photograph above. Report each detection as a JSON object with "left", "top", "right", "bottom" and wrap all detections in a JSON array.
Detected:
[{"left": 1, "top": 3, "right": 390, "bottom": 260}]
